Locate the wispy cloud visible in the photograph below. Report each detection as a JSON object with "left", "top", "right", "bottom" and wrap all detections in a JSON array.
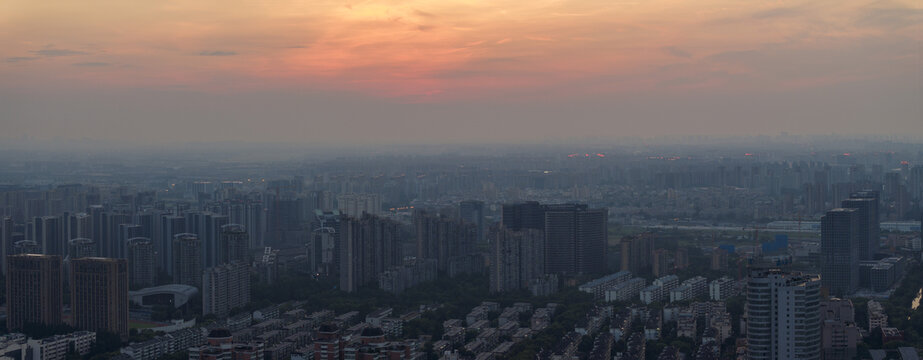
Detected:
[
  {"left": 663, "top": 46, "right": 692, "bottom": 58},
  {"left": 413, "top": 9, "right": 436, "bottom": 18},
  {"left": 73, "top": 62, "right": 110, "bottom": 67},
  {"left": 31, "top": 48, "right": 88, "bottom": 57},
  {"left": 5, "top": 56, "right": 39, "bottom": 63},
  {"left": 199, "top": 51, "right": 237, "bottom": 56},
  {"left": 525, "top": 36, "right": 554, "bottom": 42},
  {"left": 752, "top": 7, "right": 802, "bottom": 19},
  {"left": 856, "top": 5, "right": 923, "bottom": 29},
  {"left": 706, "top": 50, "right": 761, "bottom": 63},
  {"left": 706, "top": 5, "right": 808, "bottom": 25}
]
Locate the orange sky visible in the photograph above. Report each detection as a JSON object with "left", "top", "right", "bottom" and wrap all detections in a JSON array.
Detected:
[{"left": 1, "top": 0, "right": 921, "bottom": 143}]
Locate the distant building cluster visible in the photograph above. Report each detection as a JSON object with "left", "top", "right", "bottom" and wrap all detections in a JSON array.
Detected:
[
  {"left": 490, "top": 202, "right": 607, "bottom": 296},
  {"left": 0, "top": 146, "right": 921, "bottom": 360}
]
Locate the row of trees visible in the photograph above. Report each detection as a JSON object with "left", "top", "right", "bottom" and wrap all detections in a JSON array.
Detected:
[{"left": 880, "top": 263, "right": 923, "bottom": 348}]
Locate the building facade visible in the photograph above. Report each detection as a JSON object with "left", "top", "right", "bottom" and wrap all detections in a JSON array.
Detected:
[
  {"left": 413, "top": 210, "right": 479, "bottom": 274},
  {"left": 70, "top": 257, "right": 129, "bottom": 340},
  {"left": 68, "top": 238, "right": 97, "bottom": 259},
  {"left": 620, "top": 233, "right": 654, "bottom": 276},
  {"left": 488, "top": 226, "right": 544, "bottom": 293},
  {"left": 339, "top": 214, "right": 402, "bottom": 292},
  {"left": 5, "top": 254, "right": 63, "bottom": 331},
  {"left": 746, "top": 269, "right": 821, "bottom": 360},
  {"left": 172, "top": 233, "right": 202, "bottom": 288},
  {"left": 202, "top": 261, "right": 252, "bottom": 317},
  {"left": 218, "top": 224, "right": 249, "bottom": 265},
  {"left": 127, "top": 237, "right": 155, "bottom": 289},
  {"left": 821, "top": 208, "right": 860, "bottom": 296},
  {"left": 543, "top": 204, "right": 608, "bottom": 275},
  {"left": 841, "top": 194, "right": 879, "bottom": 261}
]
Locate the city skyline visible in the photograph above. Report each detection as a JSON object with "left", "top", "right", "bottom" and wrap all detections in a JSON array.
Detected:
[
  {"left": 0, "top": 1, "right": 922, "bottom": 358},
  {"left": 2, "top": 0, "right": 921, "bottom": 145},
  {"left": 0, "top": 144, "right": 920, "bottom": 358}
]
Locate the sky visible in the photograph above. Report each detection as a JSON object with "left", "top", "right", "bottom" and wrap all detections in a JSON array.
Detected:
[{"left": 1, "top": 0, "right": 921, "bottom": 145}]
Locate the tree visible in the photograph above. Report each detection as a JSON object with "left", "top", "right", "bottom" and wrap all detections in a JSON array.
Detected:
[
  {"left": 20, "top": 322, "right": 77, "bottom": 339},
  {"left": 577, "top": 335, "right": 594, "bottom": 353},
  {"left": 726, "top": 295, "right": 745, "bottom": 334},
  {"left": 87, "top": 331, "right": 123, "bottom": 358}
]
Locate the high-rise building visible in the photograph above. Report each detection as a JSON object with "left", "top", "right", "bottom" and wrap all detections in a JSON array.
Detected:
[
  {"left": 821, "top": 208, "right": 860, "bottom": 296},
  {"left": 246, "top": 202, "right": 266, "bottom": 249},
  {"left": 68, "top": 238, "right": 97, "bottom": 259},
  {"left": 218, "top": 224, "right": 249, "bottom": 265},
  {"left": 709, "top": 276, "right": 735, "bottom": 301},
  {"left": 118, "top": 223, "right": 142, "bottom": 258},
  {"left": 501, "top": 202, "right": 545, "bottom": 231},
  {"left": 202, "top": 262, "right": 251, "bottom": 317},
  {"left": 227, "top": 201, "right": 247, "bottom": 225},
  {"left": 459, "top": 200, "right": 485, "bottom": 243},
  {"left": 309, "top": 190, "right": 336, "bottom": 212},
  {"left": 173, "top": 233, "right": 203, "bottom": 288},
  {"left": 88, "top": 205, "right": 105, "bottom": 244},
  {"left": 339, "top": 214, "right": 402, "bottom": 292},
  {"left": 205, "top": 215, "right": 228, "bottom": 267},
  {"left": 746, "top": 268, "right": 821, "bottom": 360},
  {"left": 135, "top": 210, "right": 161, "bottom": 241},
  {"left": 488, "top": 225, "right": 544, "bottom": 293},
  {"left": 127, "top": 237, "right": 155, "bottom": 289},
  {"left": 652, "top": 249, "right": 671, "bottom": 277},
  {"left": 842, "top": 190, "right": 880, "bottom": 260},
  {"left": 910, "top": 166, "right": 923, "bottom": 202},
  {"left": 621, "top": 233, "right": 654, "bottom": 275},
  {"left": 1, "top": 217, "right": 12, "bottom": 274},
  {"left": 5, "top": 254, "right": 63, "bottom": 331},
  {"left": 501, "top": 202, "right": 607, "bottom": 275},
  {"left": 543, "top": 204, "right": 608, "bottom": 275},
  {"left": 66, "top": 213, "right": 91, "bottom": 245},
  {"left": 810, "top": 170, "right": 830, "bottom": 214},
  {"left": 70, "top": 257, "right": 129, "bottom": 340},
  {"left": 34, "top": 216, "right": 64, "bottom": 257},
  {"left": 884, "top": 172, "right": 908, "bottom": 219},
  {"left": 104, "top": 213, "right": 131, "bottom": 258},
  {"left": 414, "top": 210, "right": 478, "bottom": 273},
  {"left": 336, "top": 193, "right": 381, "bottom": 217},
  {"left": 159, "top": 215, "right": 185, "bottom": 275},
  {"left": 308, "top": 210, "right": 341, "bottom": 276},
  {"left": 185, "top": 212, "right": 229, "bottom": 268}
]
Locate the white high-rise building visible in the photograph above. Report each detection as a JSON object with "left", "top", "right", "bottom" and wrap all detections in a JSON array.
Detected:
[
  {"left": 202, "top": 261, "right": 251, "bottom": 317},
  {"left": 336, "top": 193, "right": 382, "bottom": 217},
  {"left": 710, "top": 276, "right": 735, "bottom": 301},
  {"left": 746, "top": 268, "right": 821, "bottom": 360}
]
